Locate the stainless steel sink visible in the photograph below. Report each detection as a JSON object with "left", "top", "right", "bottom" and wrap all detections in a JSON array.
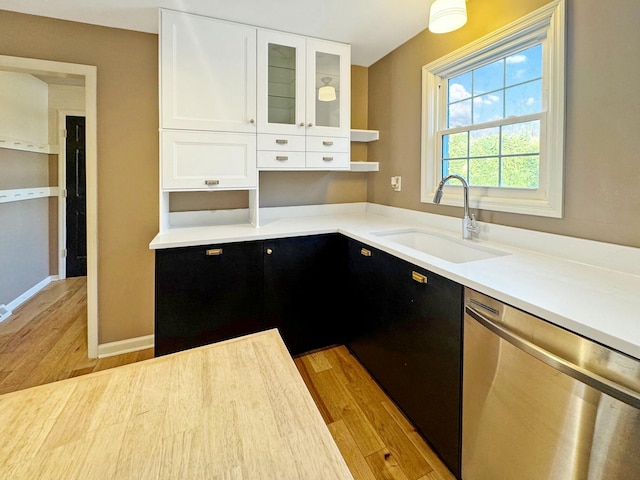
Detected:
[{"left": 373, "top": 228, "right": 510, "bottom": 264}]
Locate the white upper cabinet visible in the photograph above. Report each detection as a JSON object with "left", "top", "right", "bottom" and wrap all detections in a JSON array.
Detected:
[
  {"left": 257, "top": 32, "right": 350, "bottom": 139},
  {"left": 257, "top": 30, "right": 306, "bottom": 136},
  {"left": 305, "top": 39, "right": 350, "bottom": 139},
  {"left": 256, "top": 30, "right": 351, "bottom": 170},
  {"left": 160, "top": 9, "right": 257, "bottom": 132}
]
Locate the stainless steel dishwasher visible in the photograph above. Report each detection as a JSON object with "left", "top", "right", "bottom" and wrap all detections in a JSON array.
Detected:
[{"left": 462, "top": 288, "right": 640, "bottom": 480}]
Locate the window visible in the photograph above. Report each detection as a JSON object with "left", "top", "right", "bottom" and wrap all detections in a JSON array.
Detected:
[{"left": 421, "top": 0, "right": 565, "bottom": 217}]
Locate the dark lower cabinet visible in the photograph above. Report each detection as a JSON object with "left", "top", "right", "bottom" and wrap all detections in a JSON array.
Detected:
[
  {"left": 155, "top": 233, "right": 347, "bottom": 357},
  {"left": 155, "top": 240, "right": 264, "bottom": 356},
  {"left": 347, "top": 239, "right": 463, "bottom": 479},
  {"left": 263, "top": 233, "right": 347, "bottom": 355}
]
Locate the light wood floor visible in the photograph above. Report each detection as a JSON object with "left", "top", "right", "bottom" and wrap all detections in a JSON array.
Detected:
[{"left": 0, "top": 277, "right": 455, "bottom": 480}]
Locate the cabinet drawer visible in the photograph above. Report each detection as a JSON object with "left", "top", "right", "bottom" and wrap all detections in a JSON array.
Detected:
[
  {"left": 162, "top": 130, "right": 257, "bottom": 190},
  {"left": 305, "top": 151, "right": 350, "bottom": 170},
  {"left": 306, "top": 136, "right": 350, "bottom": 153},
  {"left": 257, "top": 134, "right": 305, "bottom": 152},
  {"left": 258, "top": 150, "right": 306, "bottom": 169}
]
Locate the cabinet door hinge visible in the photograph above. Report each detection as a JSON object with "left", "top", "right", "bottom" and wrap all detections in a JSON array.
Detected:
[
  {"left": 62, "top": 249, "right": 67, "bottom": 258},
  {"left": 62, "top": 128, "right": 67, "bottom": 138}
]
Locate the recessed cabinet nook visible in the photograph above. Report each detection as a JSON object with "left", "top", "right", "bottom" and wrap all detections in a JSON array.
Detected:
[{"left": 158, "top": 9, "right": 376, "bottom": 230}]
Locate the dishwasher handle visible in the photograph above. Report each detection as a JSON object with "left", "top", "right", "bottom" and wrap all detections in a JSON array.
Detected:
[{"left": 465, "top": 305, "right": 640, "bottom": 409}]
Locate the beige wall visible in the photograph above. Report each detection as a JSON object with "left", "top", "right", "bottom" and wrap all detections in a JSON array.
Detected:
[
  {"left": 367, "top": 0, "right": 640, "bottom": 248},
  {"left": 0, "top": 10, "right": 159, "bottom": 342}
]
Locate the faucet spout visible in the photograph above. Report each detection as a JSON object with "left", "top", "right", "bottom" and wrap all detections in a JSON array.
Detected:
[{"left": 433, "top": 174, "right": 477, "bottom": 239}]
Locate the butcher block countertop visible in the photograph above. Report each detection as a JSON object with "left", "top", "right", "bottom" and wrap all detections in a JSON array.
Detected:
[{"left": 0, "top": 329, "right": 354, "bottom": 479}]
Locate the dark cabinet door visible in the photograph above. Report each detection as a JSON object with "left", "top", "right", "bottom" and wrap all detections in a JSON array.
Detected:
[
  {"left": 155, "top": 241, "right": 264, "bottom": 356},
  {"left": 263, "top": 233, "right": 347, "bottom": 355},
  {"left": 347, "top": 239, "right": 463, "bottom": 479}
]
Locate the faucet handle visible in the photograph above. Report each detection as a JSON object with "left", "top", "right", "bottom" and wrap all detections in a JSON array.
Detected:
[{"left": 467, "top": 213, "right": 479, "bottom": 234}]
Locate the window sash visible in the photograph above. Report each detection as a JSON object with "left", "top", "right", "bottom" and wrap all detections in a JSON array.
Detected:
[{"left": 421, "top": 0, "right": 565, "bottom": 218}]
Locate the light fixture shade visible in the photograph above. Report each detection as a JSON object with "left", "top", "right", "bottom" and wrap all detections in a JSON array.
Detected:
[
  {"left": 318, "top": 85, "right": 336, "bottom": 102},
  {"left": 318, "top": 77, "right": 337, "bottom": 102},
  {"left": 429, "top": 0, "right": 467, "bottom": 34}
]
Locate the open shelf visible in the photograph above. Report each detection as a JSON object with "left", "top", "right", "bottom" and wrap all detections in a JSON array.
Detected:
[
  {"left": 0, "top": 187, "right": 59, "bottom": 204},
  {"left": 0, "top": 136, "right": 58, "bottom": 154},
  {"left": 350, "top": 129, "right": 379, "bottom": 142},
  {"left": 350, "top": 162, "right": 379, "bottom": 172}
]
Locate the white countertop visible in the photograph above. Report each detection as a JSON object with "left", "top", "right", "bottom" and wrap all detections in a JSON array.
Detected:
[{"left": 150, "top": 203, "right": 640, "bottom": 360}]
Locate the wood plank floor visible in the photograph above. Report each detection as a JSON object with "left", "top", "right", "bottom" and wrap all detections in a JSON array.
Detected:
[
  {"left": 0, "top": 277, "right": 455, "bottom": 480},
  {"left": 0, "top": 277, "right": 154, "bottom": 395}
]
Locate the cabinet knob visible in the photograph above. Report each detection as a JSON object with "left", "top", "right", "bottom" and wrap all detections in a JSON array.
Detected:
[
  {"left": 299, "top": 122, "right": 305, "bottom": 127},
  {"left": 266, "top": 248, "right": 273, "bottom": 255},
  {"left": 307, "top": 123, "right": 313, "bottom": 127},
  {"left": 249, "top": 118, "right": 255, "bottom": 124}
]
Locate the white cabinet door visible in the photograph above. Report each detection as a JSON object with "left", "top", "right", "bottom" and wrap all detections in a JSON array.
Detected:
[
  {"left": 305, "top": 39, "right": 351, "bottom": 139},
  {"left": 257, "top": 30, "right": 306, "bottom": 136},
  {"left": 160, "top": 10, "right": 257, "bottom": 132},
  {"left": 162, "top": 130, "right": 257, "bottom": 190}
]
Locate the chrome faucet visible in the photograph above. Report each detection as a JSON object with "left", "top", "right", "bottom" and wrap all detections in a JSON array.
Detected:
[{"left": 433, "top": 174, "right": 478, "bottom": 239}]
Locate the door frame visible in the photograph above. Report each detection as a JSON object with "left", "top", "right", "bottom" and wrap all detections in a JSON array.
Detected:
[
  {"left": 0, "top": 54, "right": 98, "bottom": 358},
  {"left": 57, "top": 110, "right": 86, "bottom": 281}
]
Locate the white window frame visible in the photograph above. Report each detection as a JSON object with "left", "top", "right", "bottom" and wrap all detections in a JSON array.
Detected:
[{"left": 421, "top": 0, "right": 565, "bottom": 217}]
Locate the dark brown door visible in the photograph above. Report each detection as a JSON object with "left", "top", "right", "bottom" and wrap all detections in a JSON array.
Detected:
[{"left": 65, "top": 115, "right": 87, "bottom": 277}]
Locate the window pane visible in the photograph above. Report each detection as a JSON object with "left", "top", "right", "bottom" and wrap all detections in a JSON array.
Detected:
[
  {"left": 448, "top": 99, "right": 472, "bottom": 127},
  {"left": 470, "top": 127, "right": 499, "bottom": 157},
  {"left": 443, "top": 159, "right": 467, "bottom": 179},
  {"left": 473, "top": 91, "right": 504, "bottom": 124},
  {"left": 506, "top": 44, "right": 542, "bottom": 87},
  {"left": 469, "top": 158, "right": 499, "bottom": 186},
  {"left": 443, "top": 132, "right": 468, "bottom": 159},
  {"left": 505, "top": 80, "right": 542, "bottom": 117},
  {"left": 449, "top": 72, "right": 472, "bottom": 101},
  {"left": 473, "top": 59, "right": 504, "bottom": 96},
  {"left": 501, "top": 155, "right": 539, "bottom": 188},
  {"left": 502, "top": 121, "right": 540, "bottom": 155}
]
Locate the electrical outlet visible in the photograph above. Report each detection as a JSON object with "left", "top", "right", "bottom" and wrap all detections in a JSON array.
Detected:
[{"left": 391, "top": 176, "right": 402, "bottom": 192}]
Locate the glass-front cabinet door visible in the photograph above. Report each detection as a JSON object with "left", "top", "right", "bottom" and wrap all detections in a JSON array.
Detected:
[
  {"left": 257, "top": 31, "right": 306, "bottom": 135},
  {"left": 306, "top": 39, "right": 350, "bottom": 138}
]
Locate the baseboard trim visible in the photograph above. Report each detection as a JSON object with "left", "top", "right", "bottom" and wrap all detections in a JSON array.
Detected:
[
  {"left": 98, "top": 334, "right": 154, "bottom": 358},
  {"left": 1, "top": 275, "right": 59, "bottom": 323}
]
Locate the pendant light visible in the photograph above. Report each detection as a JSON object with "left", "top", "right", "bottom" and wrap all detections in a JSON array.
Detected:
[
  {"left": 428, "top": 0, "right": 467, "bottom": 34},
  {"left": 318, "top": 77, "right": 336, "bottom": 102}
]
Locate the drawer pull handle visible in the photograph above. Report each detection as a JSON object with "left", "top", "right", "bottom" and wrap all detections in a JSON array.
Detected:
[
  {"left": 205, "top": 180, "right": 220, "bottom": 186},
  {"left": 206, "top": 248, "right": 223, "bottom": 256},
  {"left": 412, "top": 271, "right": 428, "bottom": 284},
  {"left": 322, "top": 141, "right": 334, "bottom": 146},
  {"left": 276, "top": 156, "right": 288, "bottom": 161},
  {"left": 360, "top": 248, "right": 371, "bottom": 257},
  {"left": 323, "top": 156, "right": 334, "bottom": 161},
  {"left": 275, "top": 139, "right": 288, "bottom": 145}
]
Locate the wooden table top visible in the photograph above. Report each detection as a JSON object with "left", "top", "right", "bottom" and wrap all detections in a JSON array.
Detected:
[{"left": 0, "top": 329, "right": 354, "bottom": 479}]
